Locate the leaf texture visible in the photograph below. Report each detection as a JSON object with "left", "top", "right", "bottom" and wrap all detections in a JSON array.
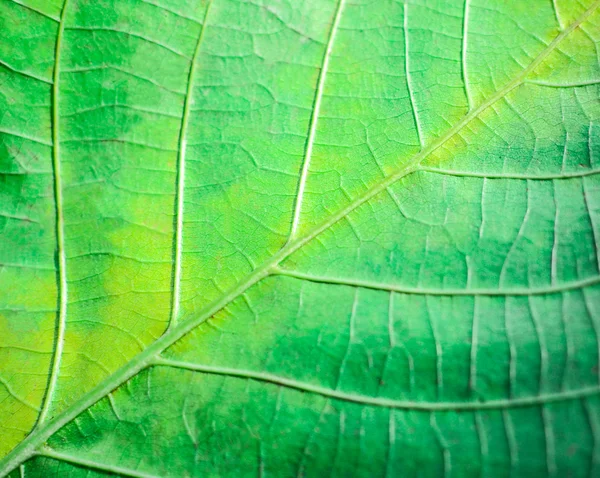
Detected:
[{"left": 1, "top": 0, "right": 600, "bottom": 476}]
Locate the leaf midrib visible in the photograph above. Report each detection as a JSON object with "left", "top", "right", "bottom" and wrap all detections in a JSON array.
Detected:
[{"left": 1, "top": 2, "right": 598, "bottom": 475}]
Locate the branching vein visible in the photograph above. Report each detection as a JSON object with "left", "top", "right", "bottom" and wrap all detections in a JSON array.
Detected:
[
  {"left": 404, "top": 2, "right": 423, "bottom": 146},
  {"left": 288, "top": 0, "right": 345, "bottom": 241},
  {"left": 169, "top": 2, "right": 212, "bottom": 331},
  {"left": 462, "top": 0, "right": 472, "bottom": 109}
]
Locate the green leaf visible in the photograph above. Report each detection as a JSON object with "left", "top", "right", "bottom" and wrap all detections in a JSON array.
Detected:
[{"left": 1, "top": 0, "right": 600, "bottom": 475}]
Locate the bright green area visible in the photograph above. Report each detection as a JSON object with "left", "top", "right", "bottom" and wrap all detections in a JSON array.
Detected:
[{"left": 0, "top": 0, "right": 599, "bottom": 476}]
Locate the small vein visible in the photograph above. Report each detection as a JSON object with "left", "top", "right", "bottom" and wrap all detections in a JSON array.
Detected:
[
  {"left": 419, "top": 166, "right": 600, "bottom": 180},
  {"left": 6, "top": 0, "right": 59, "bottom": 21},
  {"left": 529, "top": 297, "right": 549, "bottom": 393},
  {"left": 550, "top": 181, "right": 559, "bottom": 285},
  {"left": 503, "top": 410, "right": 519, "bottom": 472},
  {"left": 583, "top": 399, "right": 600, "bottom": 476},
  {"left": 61, "top": 65, "right": 185, "bottom": 95},
  {"left": 107, "top": 393, "right": 121, "bottom": 421},
  {"left": 461, "top": 0, "right": 472, "bottom": 109},
  {"left": 0, "top": 129, "right": 52, "bottom": 146},
  {"left": 505, "top": 300, "right": 517, "bottom": 399},
  {"left": 0, "top": 376, "right": 41, "bottom": 411},
  {"left": 65, "top": 26, "right": 189, "bottom": 59},
  {"left": 430, "top": 413, "right": 451, "bottom": 478},
  {"left": 469, "top": 297, "right": 479, "bottom": 392},
  {"left": 139, "top": 0, "right": 202, "bottom": 24},
  {"left": 168, "top": 2, "right": 212, "bottom": 331},
  {"left": 154, "top": 358, "right": 600, "bottom": 411},
  {"left": 287, "top": 0, "right": 345, "bottom": 241},
  {"left": 583, "top": 178, "right": 600, "bottom": 273},
  {"left": 542, "top": 407, "right": 557, "bottom": 476},
  {"left": 272, "top": 267, "right": 600, "bottom": 296},
  {"left": 39, "top": 448, "right": 159, "bottom": 478},
  {"left": 386, "top": 411, "right": 396, "bottom": 478},
  {"left": 61, "top": 103, "right": 180, "bottom": 119},
  {"left": 38, "top": 0, "right": 69, "bottom": 426},
  {"left": 404, "top": 2, "right": 423, "bottom": 147},
  {"left": 424, "top": 297, "right": 444, "bottom": 397},
  {"left": 474, "top": 412, "right": 488, "bottom": 476},
  {"left": 525, "top": 78, "right": 600, "bottom": 88},
  {"left": 0, "top": 59, "right": 52, "bottom": 84},
  {"left": 551, "top": 0, "right": 564, "bottom": 30}
]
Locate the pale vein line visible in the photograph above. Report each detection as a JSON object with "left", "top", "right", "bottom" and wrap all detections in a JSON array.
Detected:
[
  {"left": 542, "top": 407, "right": 557, "bottom": 476},
  {"left": 430, "top": 413, "right": 451, "bottom": 478},
  {"left": 386, "top": 410, "right": 395, "bottom": 478},
  {"left": 551, "top": 181, "right": 559, "bottom": 285},
  {"left": 0, "top": 376, "right": 40, "bottom": 412},
  {"left": 469, "top": 297, "right": 479, "bottom": 392},
  {"left": 0, "top": 129, "right": 52, "bottom": 146},
  {"left": 461, "top": 0, "right": 472, "bottom": 109},
  {"left": 583, "top": 178, "right": 600, "bottom": 273},
  {"left": 525, "top": 78, "right": 600, "bottom": 88},
  {"left": 529, "top": 297, "right": 549, "bottom": 393},
  {"left": 288, "top": 0, "right": 345, "bottom": 241},
  {"left": 153, "top": 358, "right": 600, "bottom": 411},
  {"left": 272, "top": 267, "right": 600, "bottom": 296},
  {"left": 7, "top": 0, "right": 60, "bottom": 21},
  {"left": 1, "top": 5, "right": 598, "bottom": 476},
  {"left": 475, "top": 412, "right": 488, "bottom": 476},
  {"left": 39, "top": 448, "right": 160, "bottom": 478},
  {"left": 551, "top": 0, "right": 564, "bottom": 31},
  {"left": 0, "top": 58, "right": 52, "bottom": 84},
  {"left": 505, "top": 300, "right": 517, "bottom": 400},
  {"left": 499, "top": 181, "right": 531, "bottom": 286},
  {"left": 65, "top": 26, "right": 189, "bottom": 58},
  {"left": 169, "top": 3, "right": 212, "bottom": 331},
  {"left": 404, "top": 2, "right": 423, "bottom": 147},
  {"left": 425, "top": 296, "right": 443, "bottom": 397},
  {"left": 419, "top": 166, "right": 600, "bottom": 180},
  {"left": 503, "top": 410, "right": 519, "bottom": 473},
  {"left": 139, "top": 0, "right": 202, "bottom": 24},
  {"left": 38, "top": 0, "right": 69, "bottom": 426},
  {"left": 584, "top": 398, "right": 600, "bottom": 476}
]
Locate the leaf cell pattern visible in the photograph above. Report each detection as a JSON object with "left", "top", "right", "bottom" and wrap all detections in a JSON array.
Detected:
[{"left": 1, "top": 0, "right": 600, "bottom": 476}]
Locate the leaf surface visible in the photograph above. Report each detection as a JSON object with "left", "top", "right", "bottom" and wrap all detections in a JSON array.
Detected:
[{"left": 1, "top": 0, "right": 600, "bottom": 476}]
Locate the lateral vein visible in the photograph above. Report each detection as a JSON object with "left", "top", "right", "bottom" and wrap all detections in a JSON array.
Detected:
[
  {"left": 38, "top": 0, "right": 70, "bottom": 426},
  {"left": 271, "top": 268, "right": 600, "bottom": 296},
  {"left": 288, "top": 0, "right": 345, "bottom": 241},
  {"left": 155, "top": 358, "right": 600, "bottom": 411},
  {"left": 525, "top": 78, "right": 600, "bottom": 88},
  {"left": 461, "top": 0, "right": 472, "bottom": 109},
  {"left": 419, "top": 167, "right": 600, "bottom": 180},
  {"left": 39, "top": 448, "right": 160, "bottom": 478},
  {"left": 169, "top": 2, "right": 212, "bottom": 331},
  {"left": 404, "top": 2, "right": 424, "bottom": 146}
]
